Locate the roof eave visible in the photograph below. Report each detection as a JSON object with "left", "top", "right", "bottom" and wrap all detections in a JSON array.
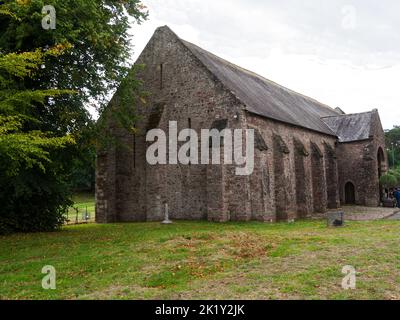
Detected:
[
  {"left": 338, "top": 137, "right": 372, "bottom": 144},
  {"left": 245, "top": 110, "right": 338, "bottom": 138}
]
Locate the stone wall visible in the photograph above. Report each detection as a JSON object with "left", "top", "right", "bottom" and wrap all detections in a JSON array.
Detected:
[
  {"left": 96, "top": 26, "right": 245, "bottom": 223},
  {"left": 336, "top": 110, "right": 388, "bottom": 207},
  {"left": 96, "top": 26, "right": 383, "bottom": 224},
  {"left": 245, "top": 114, "right": 339, "bottom": 221}
]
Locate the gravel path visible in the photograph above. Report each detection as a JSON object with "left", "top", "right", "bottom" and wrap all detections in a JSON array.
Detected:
[
  {"left": 343, "top": 206, "right": 399, "bottom": 221},
  {"left": 385, "top": 212, "right": 400, "bottom": 220},
  {"left": 318, "top": 206, "right": 400, "bottom": 221}
]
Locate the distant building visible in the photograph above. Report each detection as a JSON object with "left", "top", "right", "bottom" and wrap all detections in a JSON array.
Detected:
[{"left": 96, "top": 26, "right": 388, "bottom": 223}]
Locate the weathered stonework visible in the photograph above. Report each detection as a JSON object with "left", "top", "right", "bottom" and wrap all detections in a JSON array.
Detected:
[
  {"left": 96, "top": 26, "right": 387, "bottom": 224},
  {"left": 335, "top": 112, "right": 387, "bottom": 207}
]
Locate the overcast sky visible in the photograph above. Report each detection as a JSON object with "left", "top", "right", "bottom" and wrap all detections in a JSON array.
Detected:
[{"left": 129, "top": 0, "right": 400, "bottom": 130}]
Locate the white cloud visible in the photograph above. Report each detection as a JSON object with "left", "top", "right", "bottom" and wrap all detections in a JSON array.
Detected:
[{"left": 129, "top": 0, "right": 400, "bottom": 129}]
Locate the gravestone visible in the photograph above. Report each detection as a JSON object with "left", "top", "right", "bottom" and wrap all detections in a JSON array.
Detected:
[{"left": 327, "top": 211, "right": 344, "bottom": 227}]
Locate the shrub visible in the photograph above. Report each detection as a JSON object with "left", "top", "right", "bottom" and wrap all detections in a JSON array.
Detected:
[
  {"left": 380, "top": 174, "right": 398, "bottom": 189},
  {"left": 0, "top": 164, "right": 71, "bottom": 235}
]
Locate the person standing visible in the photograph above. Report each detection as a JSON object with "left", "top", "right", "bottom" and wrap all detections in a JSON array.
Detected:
[{"left": 394, "top": 188, "right": 400, "bottom": 208}]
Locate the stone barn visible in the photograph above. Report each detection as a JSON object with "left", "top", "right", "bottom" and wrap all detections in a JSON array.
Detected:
[{"left": 96, "top": 26, "right": 388, "bottom": 223}]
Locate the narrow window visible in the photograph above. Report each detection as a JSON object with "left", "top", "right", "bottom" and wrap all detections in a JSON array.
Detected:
[
  {"left": 160, "top": 63, "right": 164, "bottom": 89},
  {"left": 188, "top": 118, "right": 192, "bottom": 165}
]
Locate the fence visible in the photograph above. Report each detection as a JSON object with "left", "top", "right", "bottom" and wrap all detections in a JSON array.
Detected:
[{"left": 65, "top": 206, "right": 96, "bottom": 225}]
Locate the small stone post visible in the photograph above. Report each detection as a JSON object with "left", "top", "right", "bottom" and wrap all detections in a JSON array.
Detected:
[
  {"left": 327, "top": 211, "right": 344, "bottom": 227},
  {"left": 161, "top": 202, "right": 172, "bottom": 224}
]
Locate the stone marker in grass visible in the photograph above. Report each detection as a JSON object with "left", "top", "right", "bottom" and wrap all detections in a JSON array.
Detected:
[
  {"left": 327, "top": 211, "right": 344, "bottom": 227},
  {"left": 161, "top": 203, "right": 173, "bottom": 224}
]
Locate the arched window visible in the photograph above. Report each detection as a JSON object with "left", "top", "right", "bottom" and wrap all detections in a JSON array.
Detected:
[{"left": 345, "top": 182, "right": 356, "bottom": 205}]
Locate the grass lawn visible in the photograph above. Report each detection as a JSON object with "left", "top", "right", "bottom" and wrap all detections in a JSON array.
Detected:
[
  {"left": 1, "top": 219, "right": 400, "bottom": 300},
  {"left": 72, "top": 193, "right": 95, "bottom": 209}
]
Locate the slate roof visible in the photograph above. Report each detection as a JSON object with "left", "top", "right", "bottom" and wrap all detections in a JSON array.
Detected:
[
  {"left": 153, "top": 26, "right": 376, "bottom": 141},
  {"left": 180, "top": 38, "right": 341, "bottom": 136},
  {"left": 321, "top": 111, "right": 375, "bottom": 143}
]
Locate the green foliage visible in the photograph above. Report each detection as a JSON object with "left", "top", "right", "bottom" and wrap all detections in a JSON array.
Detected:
[
  {"left": 379, "top": 173, "right": 398, "bottom": 189},
  {"left": 385, "top": 126, "right": 400, "bottom": 167},
  {"left": 68, "top": 129, "right": 96, "bottom": 191},
  {"left": 0, "top": 0, "right": 148, "bottom": 109},
  {"left": 0, "top": 1, "right": 148, "bottom": 232},
  {"left": 0, "top": 47, "right": 75, "bottom": 234},
  {"left": 388, "top": 168, "right": 400, "bottom": 183},
  {"left": 0, "top": 167, "right": 72, "bottom": 234}
]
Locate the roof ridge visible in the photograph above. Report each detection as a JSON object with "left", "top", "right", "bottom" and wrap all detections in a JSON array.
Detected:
[
  {"left": 321, "top": 110, "right": 374, "bottom": 119},
  {"left": 155, "top": 26, "right": 340, "bottom": 136},
  {"left": 180, "top": 39, "right": 339, "bottom": 115}
]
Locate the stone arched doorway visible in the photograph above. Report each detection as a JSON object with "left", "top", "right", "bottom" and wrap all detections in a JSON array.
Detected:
[
  {"left": 345, "top": 182, "right": 356, "bottom": 204},
  {"left": 377, "top": 147, "right": 385, "bottom": 178}
]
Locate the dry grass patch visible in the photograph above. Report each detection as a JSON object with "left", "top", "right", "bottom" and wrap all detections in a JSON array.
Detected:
[{"left": 143, "top": 231, "right": 274, "bottom": 288}]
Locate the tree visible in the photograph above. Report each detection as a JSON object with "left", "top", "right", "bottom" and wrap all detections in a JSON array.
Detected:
[
  {"left": 0, "top": 1, "right": 148, "bottom": 233},
  {"left": 0, "top": 47, "right": 75, "bottom": 234},
  {"left": 380, "top": 174, "right": 398, "bottom": 190},
  {"left": 1, "top": 0, "right": 148, "bottom": 188},
  {"left": 0, "top": 0, "right": 148, "bottom": 111},
  {"left": 385, "top": 126, "right": 400, "bottom": 168}
]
